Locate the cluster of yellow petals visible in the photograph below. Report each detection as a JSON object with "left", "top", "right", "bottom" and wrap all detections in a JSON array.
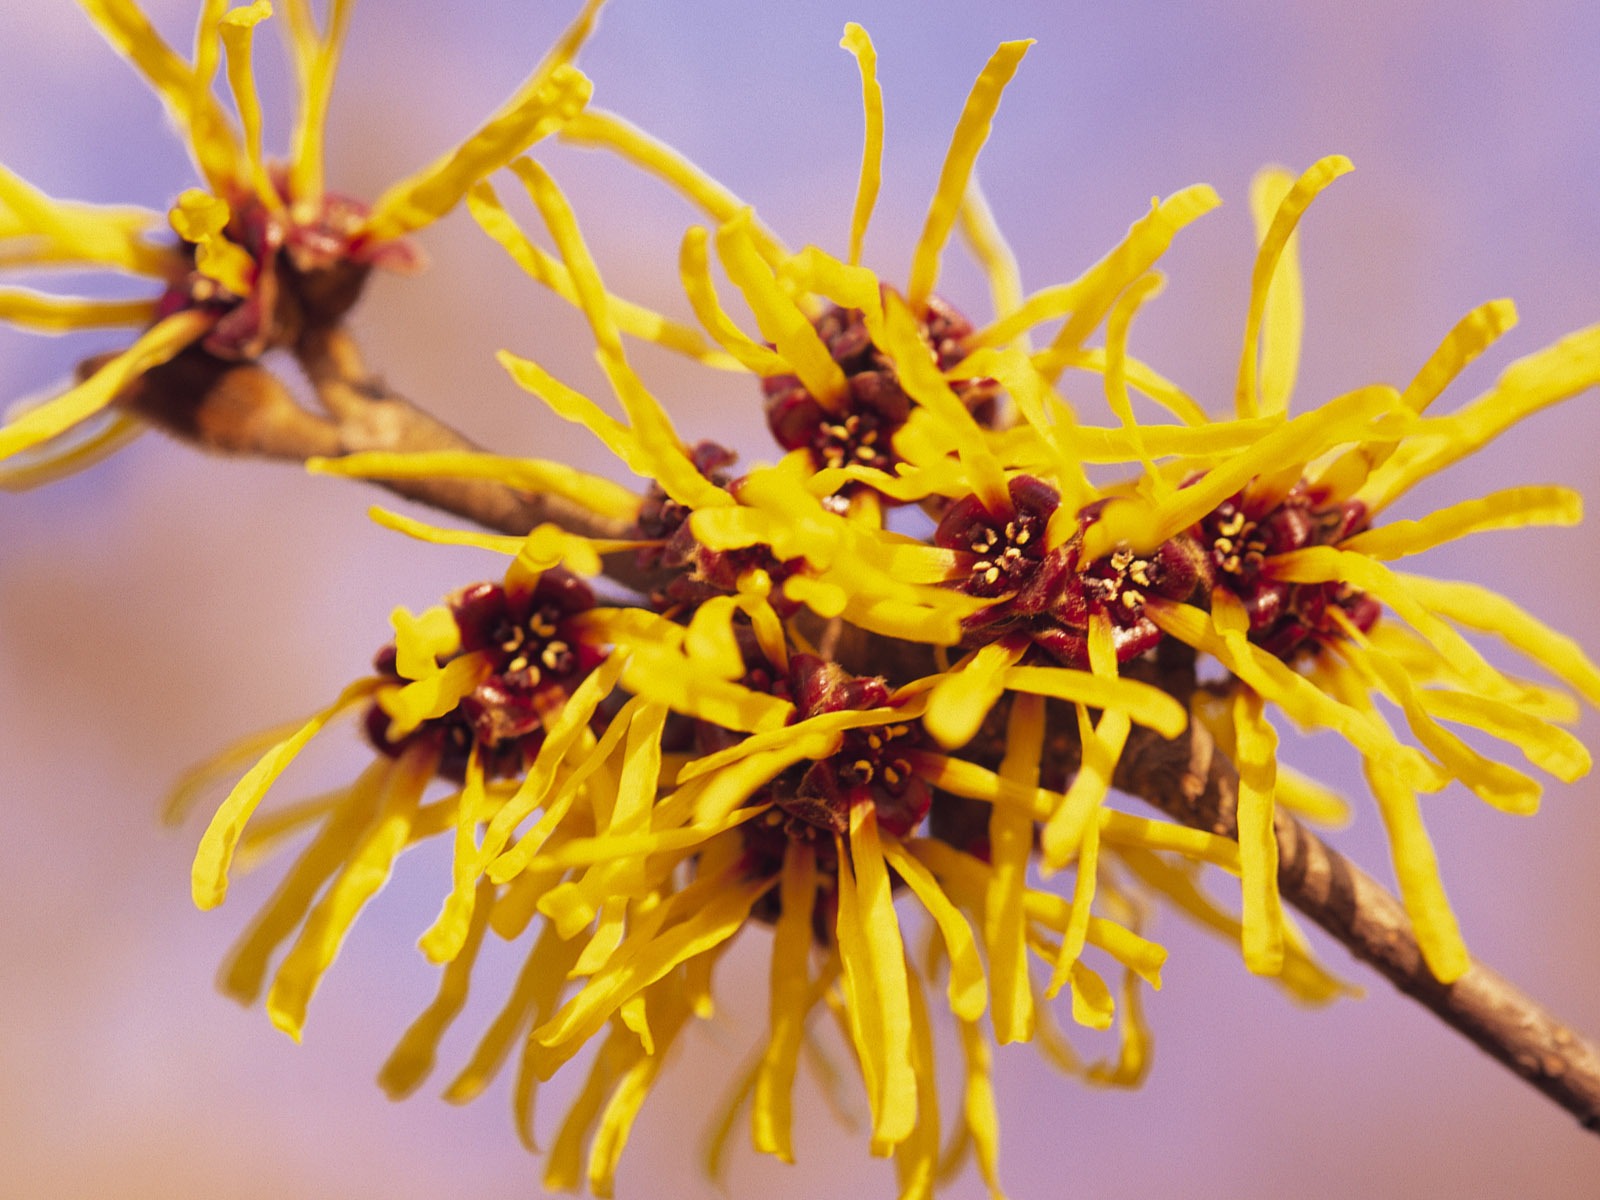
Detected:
[
  {"left": 0, "top": 0, "right": 605, "bottom": 487},
  {"left": 169, "top": 13, "right": 1600, "bottom": 1200}
]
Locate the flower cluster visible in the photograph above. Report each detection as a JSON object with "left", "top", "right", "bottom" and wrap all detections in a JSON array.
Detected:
[
  {"left": 0, "top": 0, "right": 601, "bottom": 487},
  {"left": 154, "top": 14, "right": 1600, "bottom": 1200}
]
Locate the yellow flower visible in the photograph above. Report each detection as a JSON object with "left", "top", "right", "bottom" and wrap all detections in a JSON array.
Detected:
[
  {"left": 481, "top": 24, "right": 1219, "bottom": 518},
  {"left": 178, "top": 33, "right": 1362, "bottom": 1195},
  {"left": 183, "top": 535, "right": 1266, "bottom": 1195},
  {"left": 0, "top": 0, "right": 603, "bottom": 487},
  {"left": 1060, "top": 156, "right": 1600, "bottom": 982},
  {"left": 176, "top": 17, "right": 1600, "bottom": 1200}
]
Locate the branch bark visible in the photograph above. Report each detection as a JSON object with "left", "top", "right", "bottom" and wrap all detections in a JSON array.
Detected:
[
  {"left": 1115, "top": 718, "right": 1600, "bottom": 1133},
  {"left": 109, "top": 327, "right": 659, "bottom": 592}
]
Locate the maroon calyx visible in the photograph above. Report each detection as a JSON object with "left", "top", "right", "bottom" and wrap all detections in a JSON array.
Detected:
[
  {"left": 735, "top": 654, "right": 934, "bottom": 938},
  {"left": 759, "top": 293, "right": 998, "bottom": 490},
  {"left": 364, "top": 571, "right": 602, "bottom": 780},
  {"left": 734, "top": 654, "right": 932, "bottom": 850},
  {"left": 634, "top": 442, "right": 803, "bottom": 615},
  {"left": 1195, "top": 483, "right": 1377, "bottom": 658},
  {"left": 935, "top": 475, "right": 1206, "bottom": 668},
  {"left": 156, "top": 182, "right": 422, "bottom": 362}
]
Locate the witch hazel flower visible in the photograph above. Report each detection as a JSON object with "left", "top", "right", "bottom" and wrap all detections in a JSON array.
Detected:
[
  {"left": 0, "top": 0, "right": 602, "bottom": 486},
  {"left": 162, "top": 16, "right": 1600, "bottom": 1200}
]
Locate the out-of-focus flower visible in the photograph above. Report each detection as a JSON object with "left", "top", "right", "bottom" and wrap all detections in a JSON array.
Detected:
[{"left": 0, "top": 0, "right": 601, "bottom": 487}]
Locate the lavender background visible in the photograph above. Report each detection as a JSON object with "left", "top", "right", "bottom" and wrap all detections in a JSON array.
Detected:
[{"left": 3, "top": 2, "right": 1599, "bottom": 1197}]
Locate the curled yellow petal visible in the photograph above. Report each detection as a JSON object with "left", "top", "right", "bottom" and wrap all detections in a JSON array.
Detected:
[
  {"left": 1365, "top": 761, "right": 1470, "bottom": 982},
  {"left": 1339, "top": 485, "right": 1581, "bottom": 561},
  {"left": 881, "top": 838, "right": 987, "bottom": 1023},
  {"left": 753, "top": 840, "right": 818, "bottom": 1162},
  {"left": 265, "top": 746, "right": 432, "bottom": 1040},
  {"left": 835, "top": 806, "right": 917, "bottom": 1150},
  {"left": 379, "top": 878, "right": 496, "bottom": 1098},
  {"left": 957, "top": 173, "right": 1026, "bottom": 354},
  {"left": 1360, "top": 322, "right": 1600, "bottom": 515},
  {"left": 466, "top": 180, "right": 739, "bottom": 369},
  {"left": 1238, "top": 157, "right": 1351, "bottom": 417},
  {"left": 281, "top": 0, "right": 356, "bottom": 206},
  {"left": 1021, "top": 184, "right": 1222, "bottom": 371},
  {"left": 715, "top": 211, "right": 849, "bottom": 409},
  {"left": 192, "top": 677, "right": 381, "bottom": 909},
  {"left": 375, "top": 651, "right": 493, "bottom": 741},
  {"left": 389, "top": 603, "right": 459, "bottom": 681},
  {"left": 532, "top": 870, "right": 769, "bottom": 1072},
  {"left": 676, "top": 225, "right": 793, "bottom": 375},
  {"left": 0, "top": 288, "right": 157, "bottom": 334},
  {"left": 449, "top": 921, "right": 585, "bottom": 1107},
  {"left": 512, "top": 158, "right": 728, "bottom": 512},
  {"left": 361, "top": 63, "right": 592, "bottom": 243},
  {"left": 924, "top": 641, "right": 1027, "bottom": 750},
  {"left": 311, "top": 448, "right": 642, "bottom": 524},
  {"left": 215, "top": 761, "right": 386, "bottom": 1004},
  {"left": 218, "top": 1, "right": 280, "bottom": 211},
  {"left": 1399, "top": 573, "right": 1600, "bottom": 706},
  {"left": 1082, "top": 383, "right": 1401, "bottom": 558},
  {"left": 907, "top": 39, "right": 1033, "bottom": 309},
  {"left": 1001, "top": 664, "right": 1187, "bottom": 738},
  {"left": 0, "top": 309, "right": 212, "bottom": 464},
  {"left": 559, "top": 107, "right": 787, "bottom": 263},
  {"left": 1247, "top": 166, "right": 1303, "bottom": 416},
  {"left": 1233, "top": 688, "right": 1285, "bottom": 975},
  {"left": 840, "top": 23, "right": 883, "bottom": 266},
  {"left": 1404, "top": 298, "right": 1521, "bottom": 415},
  {"left": 79, "top": 0, "right": 243, "bottom": 192}
]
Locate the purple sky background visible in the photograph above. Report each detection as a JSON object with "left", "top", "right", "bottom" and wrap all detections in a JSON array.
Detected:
[{"left": 3, "top": 2, "right": 1599, "bottom": 1197}]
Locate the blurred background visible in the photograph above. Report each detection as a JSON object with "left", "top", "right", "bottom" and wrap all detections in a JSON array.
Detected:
[{"left": 3, "top": 1, "right": 1599, "bottom": 1196}]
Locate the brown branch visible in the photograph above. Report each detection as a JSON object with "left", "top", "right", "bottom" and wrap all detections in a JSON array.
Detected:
[
  {"left": 109, "top": 327, "right": 659, "bottom": 593},
  {"left": 294, "top": 326, "right": 639, "bottom": 548},
  {"left": 1115, "top": 718, "right": 1600, "bottom": 1133}
]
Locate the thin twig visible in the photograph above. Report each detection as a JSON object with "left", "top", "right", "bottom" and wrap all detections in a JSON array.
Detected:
[
  {"left": 109, "top": 328, "right": 658, "bottom": 592},
  {"left": 1115, "top": 718, "right": 1600, "bottom": 1133}
]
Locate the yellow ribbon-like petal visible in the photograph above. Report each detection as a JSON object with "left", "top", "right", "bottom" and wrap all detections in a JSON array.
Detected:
[
  {"left": 0, "top": 309, "right": 213, "bottom": 463},
  {"left": 906, "top": 39, "right": 1033, "bottom": 309},
  {"left": 752, "top": 840, "right": 818, "bottom": 1162},
  {"left": 192, "top": 677, "right": 381, "bottom": 909},
  {"left": 840, "top": 23, "right": 883, "bottom": 267},
  {"left": 1237, "top": 156, "right": 1351, "bottom": 417},
  {"left": 1233, "top": 688, "right": 1286, "bottom": 975}
]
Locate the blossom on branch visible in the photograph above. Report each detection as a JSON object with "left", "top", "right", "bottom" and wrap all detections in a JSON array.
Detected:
[
  {"left": 170, "top": 15, "right": 1600, "bottom": 1200},
  {"left": 0, "top": 0, "right": 602, "bottom": 487}
]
